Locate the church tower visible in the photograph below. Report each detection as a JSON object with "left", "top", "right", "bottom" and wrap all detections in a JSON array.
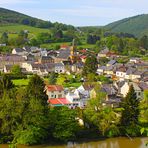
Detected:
[{"left": 70, "top": 39, "right": 76, "bottom": 63}]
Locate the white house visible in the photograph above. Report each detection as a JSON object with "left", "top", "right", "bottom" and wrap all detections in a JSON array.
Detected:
[
  {"left": 120, "top": 82, "right": 143, "bottom": 99},
  {"left": 55, "top": 63, "right": 65, "bottom": 73},
  {"left": 12, "top": 48, "right": 27, "bottom": 56},
  {"left": 116, "top": 66, "right": 126, "bottom": 80},
  {"left": 45, "top": 85, "right": 65, "bottom": 99}
]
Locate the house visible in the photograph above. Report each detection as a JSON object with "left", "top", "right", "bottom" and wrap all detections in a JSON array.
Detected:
[
  {"left": 38, "top": 56, "right": 54, "bottom": 64},
  {"left": 55, "top": 63, "right": 65, "bottom": 73},
  {"left": 12, "top": 48, "right": 27, "bottom": 56},
  {"left": 125, "top": 68, "right": 136, "bottom": 80},
  {"left": 97, "top": 48, "right": 109, "bottom": 58},
  {"left": 97, "top": 66, "right": 106, "bottom": 75},
  {"left": 3, "top": 65, "right": 13, "bottom": 73},
  {"left": 90, "top": 84, "right": 120, "bottom": 107},
  {"left": 80, "top": 55, "right": 87, "bottom": 63},
  {"left": 45, "top": 85, "right": 65, "bottom": 99},
  {"left": 129, "top": 58, "right": 140, "bottom": 63},
  {"left": 0, "top": 54, "right": 25, "bottom": 68},
  {"left": 120, "top": 82, "right": 143, "bottom": 99},
  {"left": 104, "top": 66, "right": 114, "bottom": 75},
  {"left": 54, "top": 49, "right": 71, "bottom": 63},
  {"left": 23, "top": 54, "right": 35, "bottom": 62},
  {"left": 76, "top": 83, "right": 95, "bottom": 107},
  {"left": 131, "top": 71, "right": 144, "bottom": 80},
  {"left": 116, "top": 66, "right": 127, "bottom": 80},
  {"left": 66, "top": 91, "right": 81, "bottom": 108},
  {"left": 71, "top": 62, "right": 83, "bottom": 73},
  {"left": 106, "top": 60, "right": 117, "bottom": 67}
]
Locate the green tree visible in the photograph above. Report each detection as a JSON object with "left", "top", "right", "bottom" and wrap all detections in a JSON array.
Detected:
[
  {"left": 84, "top": 86, "right": 119, "bottom": 136},
  {"left": 139, "top": 35, "right": 148, "bottom": 50},
  {"left": 120, "top": 85, "right": 140, "bottom": 136},
  {"left": 49, "top": 72, "right": 58, "bottom": 84},
  {"left": 50, "top": 106, "right": 80, "bottom": 142},
  {"left": 0, "top": 32, "right": 8, "bottom": 44},
  {"left": 0, "top": 74, "right": 14, "bottom": 97},
  {"left": 26, "top": 75, "right": 48, "bottom": 105},
  {"left": 139, "top": 90, "right": 148, "bottom": 123},
  {"left": 11, "top": 65, "right": 22, "bottom": 75},
  {"left": 82, "top": 55, "right": 98, "bottom": 76}
]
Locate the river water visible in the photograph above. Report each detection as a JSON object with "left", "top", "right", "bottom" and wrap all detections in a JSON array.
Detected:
[{"left": 1, "top": 137, "right": 148, "bottom": 148}]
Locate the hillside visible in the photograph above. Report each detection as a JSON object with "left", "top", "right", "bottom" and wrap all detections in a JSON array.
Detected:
[
  {"left": 105, "top": 14, "right": 148, "bottom": 37},
  {"left": 0, "top": 7, "right": 54, "bottom": 28},
  {"left": 0, "top": 7, "right": 74, "bottom": 30}
]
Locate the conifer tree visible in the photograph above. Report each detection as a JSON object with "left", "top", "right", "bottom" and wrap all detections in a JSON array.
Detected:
[{"left": 120, "top": 85, "right": 140, "bottom": 135}]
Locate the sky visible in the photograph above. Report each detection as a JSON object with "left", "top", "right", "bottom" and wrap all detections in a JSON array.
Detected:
[{"left": 0, "top": 0, "right": 148, "bottom": 26}]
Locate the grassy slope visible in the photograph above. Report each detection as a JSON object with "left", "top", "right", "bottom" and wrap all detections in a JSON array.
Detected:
[
  {"left": 0, "top": 24, "right": 50, "bottom": 39},
  {"left": 105, "top": 14, "right": 148, "bottom": 37}
]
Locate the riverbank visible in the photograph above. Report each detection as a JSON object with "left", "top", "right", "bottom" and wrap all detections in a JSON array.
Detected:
[{"left": 1, "top": 137, "right": 148, "bottom": 148}]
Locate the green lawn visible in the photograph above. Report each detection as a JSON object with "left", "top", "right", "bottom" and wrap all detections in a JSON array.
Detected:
[
  {"left": 64, "top": 82, "right": 81, "bottom": 88},
  {"left": 12, "top": 79, "right": 29, "bottom": 86}
]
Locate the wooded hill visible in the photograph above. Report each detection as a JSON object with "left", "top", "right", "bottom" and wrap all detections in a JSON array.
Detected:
[
  {"left": 0, "top": 7, "right": 74, "bottom": 30},
  {"left": 105, "top": 14, "right": 148, "bottom": 37}
]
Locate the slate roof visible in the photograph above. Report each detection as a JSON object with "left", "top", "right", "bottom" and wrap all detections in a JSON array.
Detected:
[
  {"left": 14, "top": 48, "right": 24, "bottom": 53},
  {"left": 107, "top": 60, "right": 116, "bottom": 65},
  {"left": 57, "top": 49, "right": 71, "bottom": 59},
  {"left": 101, "top": 84, "right": 117, "bottom": 95}
]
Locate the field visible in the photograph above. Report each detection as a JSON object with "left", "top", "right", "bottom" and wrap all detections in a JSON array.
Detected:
[{"left": 0, "top": 24, "right": 49, "bottom": 38}]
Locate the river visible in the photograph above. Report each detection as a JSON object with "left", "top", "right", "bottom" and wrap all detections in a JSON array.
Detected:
[{"left": 1, "top": 137, "right": 148, "bottom": 148}]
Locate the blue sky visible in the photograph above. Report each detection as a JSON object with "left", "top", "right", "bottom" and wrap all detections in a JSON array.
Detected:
[{"left": 0, "top": 0, "right": 148, "bottom": 26}]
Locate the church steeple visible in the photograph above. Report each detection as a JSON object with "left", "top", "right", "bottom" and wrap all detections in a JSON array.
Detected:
[{"left": 70, "top": 39, "right": 76, "bottom": 63}]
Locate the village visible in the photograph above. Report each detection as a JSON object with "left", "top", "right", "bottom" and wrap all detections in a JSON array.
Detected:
[{"left": 0, "top": 40, "right": 147, "bottom": 109}]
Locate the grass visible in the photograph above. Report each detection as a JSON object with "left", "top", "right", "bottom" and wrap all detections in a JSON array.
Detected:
[
  {"left": 40, "top": 42, "right": 71, "bottom": 49},
  {"left": 12, "top": 79, "right": 29, "bottom": 86},
  {"left": 13, "top": 78, "right": 81, "bottom": 88},
  {"left": 0, "top": 24, "right": 50, "bottom": 38},
  {"left": 64, "top": 82, "right": 81, "bottom": 88}
]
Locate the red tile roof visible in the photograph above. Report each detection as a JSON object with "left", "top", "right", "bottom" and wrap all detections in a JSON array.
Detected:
[
  {"left": 48, "top": 98, "right": 70, "bottom": 105},
  {"left": 46, "top": 85, "right": 64, "bottom": 91},
  {"left": 58, "top": 98, "right": 70, "bottom": 104}
]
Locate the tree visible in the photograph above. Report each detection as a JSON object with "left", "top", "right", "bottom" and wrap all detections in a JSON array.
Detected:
[
  {"left": 0, "top": 32, "right": 8, "bottom": 44},
  {"left": 120, "top": 85, "right": 140, "bottom": 136},
  {"left": 82, "top": 55, "right": 98, "bottom": 76},
  {"left": 0, "top": 74, "right": 14, "bottom": 97},
  {"left": 50, "top": 106, "right": 80, "bottom": 141},
  {"left": 84, "top": 85, "right": 119, "bottom": 136},
  {"left": 140, "top": 35, "right": 148, "bottom": 50},
  {"left": 26, "top": 75, "right": 48, "bottom": 105},
  {"left": 11, "top": 65, "right": 22, "bottom": 75},
  {"left": 139, "top": 90, "right": 148, "bottom": 123},
  {"left": 55, "top": 30, "right": 63, "bottom": 39},
  {"left": 49, "top": 72, "right": 58, "bottom": 85}
]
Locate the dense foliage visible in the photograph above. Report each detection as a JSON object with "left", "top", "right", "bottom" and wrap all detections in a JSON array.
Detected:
[{"left": 0, "top": 74, "right": 147, "bottom": 146}]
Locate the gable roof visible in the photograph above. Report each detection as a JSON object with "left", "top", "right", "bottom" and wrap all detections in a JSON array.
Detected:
[
  {"left": 48, "top": 98, "right": 70, "bottom": 106},
  {"left": 46, "top": 85, "right": 64, "bottom": 92},
  {"left": 13, "top": 48, "right": 24, "bottom": 53}
]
